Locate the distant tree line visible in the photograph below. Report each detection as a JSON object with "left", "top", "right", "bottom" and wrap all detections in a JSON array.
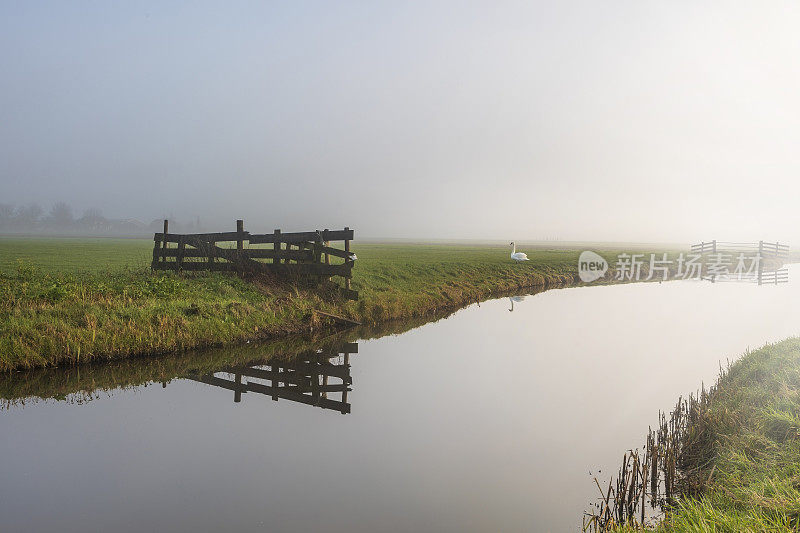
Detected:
[{"left": 0, "top": 202, "right": 202, "bottom": 235}]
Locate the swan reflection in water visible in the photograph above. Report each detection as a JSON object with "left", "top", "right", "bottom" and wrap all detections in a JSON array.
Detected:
[
  {"left": 508, "top": 295, "right": 525, "bottom": 312},
  {"left": 188, "top": 342, "right": 356, "bottom": 414}
]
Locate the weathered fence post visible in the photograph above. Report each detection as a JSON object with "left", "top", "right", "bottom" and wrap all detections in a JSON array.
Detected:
[
  {"left": 341, "top": 349, "right": 350, "bottom": 414},
  {"left": 323, "top": 231, "right": 330, "bottom": 266},
  {"left": 712, "top": 240, "right": 717, "bottom": 254},
  {"left": 344, "top": 226, "right": 352, "bottom": 292},
  {"left": 313, "top": 230, "right": 323, "bottom": 263},
  {"left": 312, "top": 230, "right": 323, "bottom": 282},
  {"left": 271, "top": 364, "right": 279, "bottom": 401},
  {"left": 234, "top": 371, "right": 242, "bottom": 403},
  {"left": 236, "top": 219, "right": 244, "bottom": 274},
  {"left": 324, "top": 228, "right": 330, "bottom": 281},
  {"left": 161, "top": 219, "right": 168, "bottom": 263},
  {"left": 273, "top": 229, "right": 281, "bottom": 265},
  {"left": 177, "top": 236, "right": 185, "bottom": 272},
  {"left": 310, "top": 364, "right": 319, "bottom": 406}
]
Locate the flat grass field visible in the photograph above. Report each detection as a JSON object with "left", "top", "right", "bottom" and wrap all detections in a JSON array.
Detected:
[
  {"left": 0, "top": 237, "right": 154, "bottom": 273},
  {"left": 0, "top": 236, "right": 599, "bottom": 371},
  {"left": 0, "top": 236, "right": 581, "bottom": 275}
]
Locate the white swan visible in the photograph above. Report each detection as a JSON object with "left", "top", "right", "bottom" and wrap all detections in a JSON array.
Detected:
[{"left": 510, "top": 242, "right": 529, "bottom": 262}]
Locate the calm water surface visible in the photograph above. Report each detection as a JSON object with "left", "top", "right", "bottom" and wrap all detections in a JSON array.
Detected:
[{"left": 2, "top": 268, "right": 800, "bottom": 532}]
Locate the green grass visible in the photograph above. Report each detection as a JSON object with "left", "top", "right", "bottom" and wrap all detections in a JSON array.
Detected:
[
  {"left": 0, "top": 236, "right": 153, "bottom": 273},
  {"left": 0, "top": 237, "right": 607, "bottom": 371},
  {"left": 606, "top": 338, "right": 800, "bottom": 532}
]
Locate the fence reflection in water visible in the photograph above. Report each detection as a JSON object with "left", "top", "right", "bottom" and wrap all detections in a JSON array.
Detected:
[{"left": 187, "top": 343, "right": 357, "bottom": 414}]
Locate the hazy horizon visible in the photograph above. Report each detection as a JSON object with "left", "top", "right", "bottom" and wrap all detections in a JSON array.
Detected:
[{"left": 3, "top": 2, "right": 800, "bottom": 243}]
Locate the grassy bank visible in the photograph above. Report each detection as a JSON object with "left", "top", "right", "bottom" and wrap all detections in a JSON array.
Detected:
[
  {"left": 606, "top": 338, "right": 800, "bottom": 532},
  {"left": 1, "top": 237, "right": 605, "bottom": 371},
  {"left": 0, "top": 307, "right": 465, "bottom": 407}
]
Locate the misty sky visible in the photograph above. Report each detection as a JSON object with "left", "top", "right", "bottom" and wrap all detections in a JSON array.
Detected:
[{"left": 2, "top": 2, "right": 800, "bottom": 242}]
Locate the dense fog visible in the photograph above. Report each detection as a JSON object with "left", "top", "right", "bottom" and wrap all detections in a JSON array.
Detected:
[{"left": 3, "top": 2, "right": 800, "bottom": 243}]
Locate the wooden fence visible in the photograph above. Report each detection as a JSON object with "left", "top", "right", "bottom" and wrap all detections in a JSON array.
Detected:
[
  {"left": 187, "top": 343, "right": 357, "bottom": 414},
  {"left": 152, "top": 219, "right": 357, "bottom": 299},
  {"left": 690, "top": 240, "right": 789, "bottom": 258},
  {"left": 691, "top": 240, "right": 789, "bottom": 285}
]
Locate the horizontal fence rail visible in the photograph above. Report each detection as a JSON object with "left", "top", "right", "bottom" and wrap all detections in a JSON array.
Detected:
[{"left": 151, "top": 220, "right": 357, "bottom": 299}]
